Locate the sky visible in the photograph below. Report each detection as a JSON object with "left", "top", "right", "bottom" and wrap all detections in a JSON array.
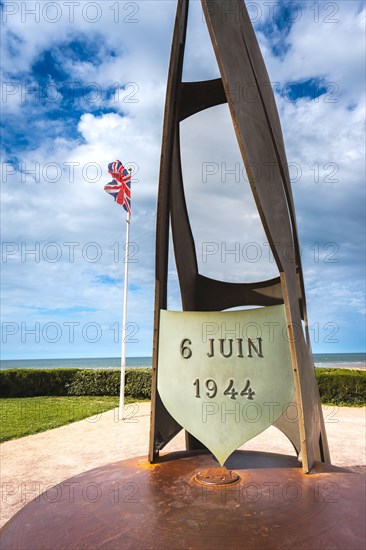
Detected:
[{"left": 1, "top": 0, "right": 365, "bottom": 359}]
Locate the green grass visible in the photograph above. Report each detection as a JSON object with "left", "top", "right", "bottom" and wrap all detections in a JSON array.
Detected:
[{"left": 0, "top": 396, "right": 139, "bottom": 442}]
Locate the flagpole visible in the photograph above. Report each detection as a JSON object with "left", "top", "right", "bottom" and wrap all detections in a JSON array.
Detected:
[{"left": 118, "top": 168, "right": 132, "bottom": 421}]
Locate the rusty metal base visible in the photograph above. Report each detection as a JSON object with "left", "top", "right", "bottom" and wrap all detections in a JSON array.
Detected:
[{"left": 0, "top": 450, "right": 364, "bottom": 549}]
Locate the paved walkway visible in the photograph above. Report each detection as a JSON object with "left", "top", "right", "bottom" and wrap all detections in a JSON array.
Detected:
[{"left": 1, "top": 403, "right": 365, "bottom": 528}]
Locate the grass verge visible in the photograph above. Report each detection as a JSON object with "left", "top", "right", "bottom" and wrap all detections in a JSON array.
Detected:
[{"left": 0, "top": 396, "right": 140, "bottom": 443}]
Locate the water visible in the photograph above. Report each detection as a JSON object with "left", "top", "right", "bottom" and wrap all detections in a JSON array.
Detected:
[
  {"left": 0, "top": 357, "right": 152, "bottom": 370},
  {"left": 0, "top": 353, "right": 365, "bottom": 370},
  {"left": 312, "top": 353, "right": 365, "bottom": 369}
]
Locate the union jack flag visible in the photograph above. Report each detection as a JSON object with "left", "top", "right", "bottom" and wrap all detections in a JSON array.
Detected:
[{"left": 104, "top": 160, "right": 131, "bottom": 215}]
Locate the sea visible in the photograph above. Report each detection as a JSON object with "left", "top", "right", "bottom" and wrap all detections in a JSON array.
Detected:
[{"left": 0, "top": 353, "right": 365, "bottom": 370}]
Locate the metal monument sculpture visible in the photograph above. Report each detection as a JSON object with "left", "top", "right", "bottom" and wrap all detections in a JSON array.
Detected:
[{"left": 149, "top": 0, "right": 330, "bottom": 473}]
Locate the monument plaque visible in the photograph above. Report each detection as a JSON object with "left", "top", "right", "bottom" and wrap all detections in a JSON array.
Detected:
[{"left": 158, "top": 306, "right": 295, "bottom": 465}]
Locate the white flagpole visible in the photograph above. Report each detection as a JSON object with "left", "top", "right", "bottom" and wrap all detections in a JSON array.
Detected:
[{"left": 118, "top": 168, "right": 132, "bottom": 421}]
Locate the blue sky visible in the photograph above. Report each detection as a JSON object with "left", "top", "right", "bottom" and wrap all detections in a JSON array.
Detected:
[{"left": 1, "top": 0, "right": 365, "bottom": 359}]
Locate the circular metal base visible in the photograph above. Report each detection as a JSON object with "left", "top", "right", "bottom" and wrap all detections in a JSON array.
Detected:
[{"left": 0, "top": 450, "right": 364, "bottom": 549}]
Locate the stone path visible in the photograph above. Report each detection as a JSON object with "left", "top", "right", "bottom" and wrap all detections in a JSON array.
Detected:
[{"left": 1, "top": 403, "right": 365, "bottom": 528}]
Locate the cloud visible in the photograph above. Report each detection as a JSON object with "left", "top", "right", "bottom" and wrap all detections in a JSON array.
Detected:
[{"left": 1, "top": 0, "right": 364, "bottom": 358}]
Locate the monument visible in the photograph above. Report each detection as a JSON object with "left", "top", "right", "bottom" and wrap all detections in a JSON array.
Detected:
[
  {"left": 0, "top": 1, "right": 364, "bottom": 548},
  {"left": 149, "top": 0, "right": 329, "bottom": 474}
]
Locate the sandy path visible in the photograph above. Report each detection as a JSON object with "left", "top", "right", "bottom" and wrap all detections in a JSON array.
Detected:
[{"left": 1, "top": 403, "right": 365, "bottom": 528}]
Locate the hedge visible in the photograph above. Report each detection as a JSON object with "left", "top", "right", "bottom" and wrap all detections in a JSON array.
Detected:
[
  {"left": 0, "top": 369, "right": 79, "bottom": 398},
  {"left": 0, "top": 368, "right": 151, "bottom": 399},
  {"left": 66, "top": 369, "right": 152, "bottom": 399},
  {"left": 0, "top": 368, "right": 365, "bottom": 404},
  {"left": 315, "top": 368, "right": 366, "bottom": 405}
]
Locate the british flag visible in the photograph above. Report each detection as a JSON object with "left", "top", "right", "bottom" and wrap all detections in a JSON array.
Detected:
[{"left": 104, "top": 160, "right": 131, "bottom": 215}]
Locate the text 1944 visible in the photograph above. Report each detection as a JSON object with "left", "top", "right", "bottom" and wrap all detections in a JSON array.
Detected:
[{"left": 193, "top": 378, "right": 255, "bottom": 400}]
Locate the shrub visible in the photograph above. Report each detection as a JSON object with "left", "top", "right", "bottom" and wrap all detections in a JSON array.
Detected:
[
  {"left": 66, "top": 369, "right": 152, "bottom": 398},
  {"left": 124, "top": 369, "right": 152, "bottom": 399},
  {"left": 66, "top": 369, "right": 121, "bottom": 396},
  {"left": 0, "top": 369, "right": 78, "bottom": 398},
  {"left": 0, "top": 368, "right": 152, "bottom": 399},
  {"left": 315, "top": 368, "right": 366, "bottom": 405},
  {"left": 0, "top": 368, "right": 365, "bottom": 404}
]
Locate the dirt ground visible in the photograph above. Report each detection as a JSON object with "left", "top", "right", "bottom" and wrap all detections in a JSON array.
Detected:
[{"left": 1, "top": 403, "right": 365, "bottom": 528}]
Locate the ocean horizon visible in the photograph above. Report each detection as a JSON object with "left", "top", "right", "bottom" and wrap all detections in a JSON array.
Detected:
[{"left": 0, "top": 353, "right": 365, "bottom": 370}]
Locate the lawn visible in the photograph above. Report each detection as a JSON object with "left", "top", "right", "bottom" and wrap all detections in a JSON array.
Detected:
[{"left": 0, "top": 396, "right": 138, "bottom": 442}]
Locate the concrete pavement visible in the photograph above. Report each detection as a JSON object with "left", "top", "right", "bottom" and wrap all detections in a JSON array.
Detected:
[{"left": 1, "top": 403, "right": 365, "bottom": 528}]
